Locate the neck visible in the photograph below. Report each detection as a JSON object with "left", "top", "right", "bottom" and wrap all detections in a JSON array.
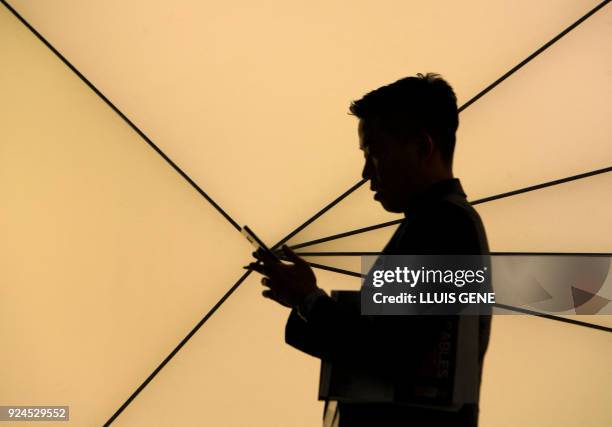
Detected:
[{"left": 423, "top": 168, "right": 454, "bottom": 189}]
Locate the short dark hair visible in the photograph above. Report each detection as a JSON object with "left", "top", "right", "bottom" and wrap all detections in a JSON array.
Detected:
[{"left": 349, "top": 73, "right": 458, "bottom": 165}]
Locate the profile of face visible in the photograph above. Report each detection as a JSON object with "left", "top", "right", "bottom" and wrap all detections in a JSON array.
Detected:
[{"left": 359, "top": 117, "right": 435, "bottom": 213}]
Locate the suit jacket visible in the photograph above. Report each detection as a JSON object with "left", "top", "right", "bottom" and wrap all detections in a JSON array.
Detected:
[{"left": 285, "top": 178, "right": 492, "bottom": 426}]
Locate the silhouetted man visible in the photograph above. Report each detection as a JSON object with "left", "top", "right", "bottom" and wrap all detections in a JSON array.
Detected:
[{"left": 247, "top": 73, "right": 491, "bottom": 426}]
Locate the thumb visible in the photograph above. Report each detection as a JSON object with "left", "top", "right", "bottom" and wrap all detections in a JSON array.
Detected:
[{"left": 282, "top": 244, "right": 304, "bottom": 264}]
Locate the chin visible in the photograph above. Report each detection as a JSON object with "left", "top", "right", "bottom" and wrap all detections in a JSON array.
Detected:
[{"left": 378, "top": 198, "right": 404, "bottom": 213}]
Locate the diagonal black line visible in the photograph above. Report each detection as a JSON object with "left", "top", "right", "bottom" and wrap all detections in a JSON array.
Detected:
[
  {"left": 272, "top": 179, "right": 368, "bottom": 250},
  {"left": 1, "top": 0, "right": 242, "bottom": 232},
  {"left": 287, "top": 220, "right": 402, "bottom": 251},
  {"left": 301, "top": 251, "right": 384, "bottom": 256},
  {"left": 470, "top": 166, "right": 612, "bottom": 205},
  {"left": 271, "top": 0, "right": 611, "bottom": 249},
  {"left": 103, "top": 270, "right": 252, "bottom": 426},
  {"left": 306, "top": 261, "right": 612, "bottom": 333},
  {"left": 296, "top": 251, "right": 612, "bottom": 257},
  {"left": 287, "top": 166, "right": 612, "bottom": 251},
  {"left": 306, "top": 261, "right": 366, "bottom": 278},
  {"left": 459, "top": 0, "right": 612, "bottom": 112}
]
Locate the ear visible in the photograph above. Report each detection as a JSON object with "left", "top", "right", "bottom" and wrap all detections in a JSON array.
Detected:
[{"left": 417, "top": 131, "right": 435, "bottom": 160}]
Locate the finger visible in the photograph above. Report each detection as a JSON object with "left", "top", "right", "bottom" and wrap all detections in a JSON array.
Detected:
[
  {"left": 262, "top": 288, "right": 280, "bottom": 302},
  {"left": 261, "top": 276, "right": 283, "bottom": 292},
  {"left": 243, "top": 262, "right": 267, "bottom": 275},
  {"left": 282, "top": 244, "right": 304, "bottom": 265}
]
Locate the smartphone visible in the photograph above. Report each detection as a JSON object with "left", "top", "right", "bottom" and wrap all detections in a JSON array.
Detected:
[{"left": 241, "top": 225, "right": 280, "bottom": 261}]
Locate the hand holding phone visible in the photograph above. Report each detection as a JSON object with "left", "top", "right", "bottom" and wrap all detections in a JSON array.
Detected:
[{"left": 241, "top": 227, "right": 318, "bottom": 308}]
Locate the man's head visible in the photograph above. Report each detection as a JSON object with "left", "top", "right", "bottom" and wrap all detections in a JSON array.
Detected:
[{"left": 349, "top": 73, "right": 459, "bottom": 213}]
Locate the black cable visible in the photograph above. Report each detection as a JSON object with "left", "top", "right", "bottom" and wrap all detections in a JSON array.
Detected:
[
  {"left": 305, "top": 261, "right": 366, "bottom": 278},
  {"left": 288, "top": 166, "right": 612, "bottom": 251},
  {"left": 470, "top": 166, "right": 612, "bottom": 205},
  {"left": 458, "top": 0, "right": 612, "bottom": 113},
  {"left": 295, "top": 251, "right": 612, "bottom": 257},
  {"left": 0, "top": 0, "right": 242, "bottom": 232}
]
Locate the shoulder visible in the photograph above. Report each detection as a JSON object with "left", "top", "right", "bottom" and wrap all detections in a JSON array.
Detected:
[{"left": 400, "top": 198, "right": 489, "bottom": 254}]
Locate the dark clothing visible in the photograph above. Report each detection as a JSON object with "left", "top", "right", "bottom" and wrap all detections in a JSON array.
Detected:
[{"left": 285, "top": 178, "right": 492, "bottom": 426}]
